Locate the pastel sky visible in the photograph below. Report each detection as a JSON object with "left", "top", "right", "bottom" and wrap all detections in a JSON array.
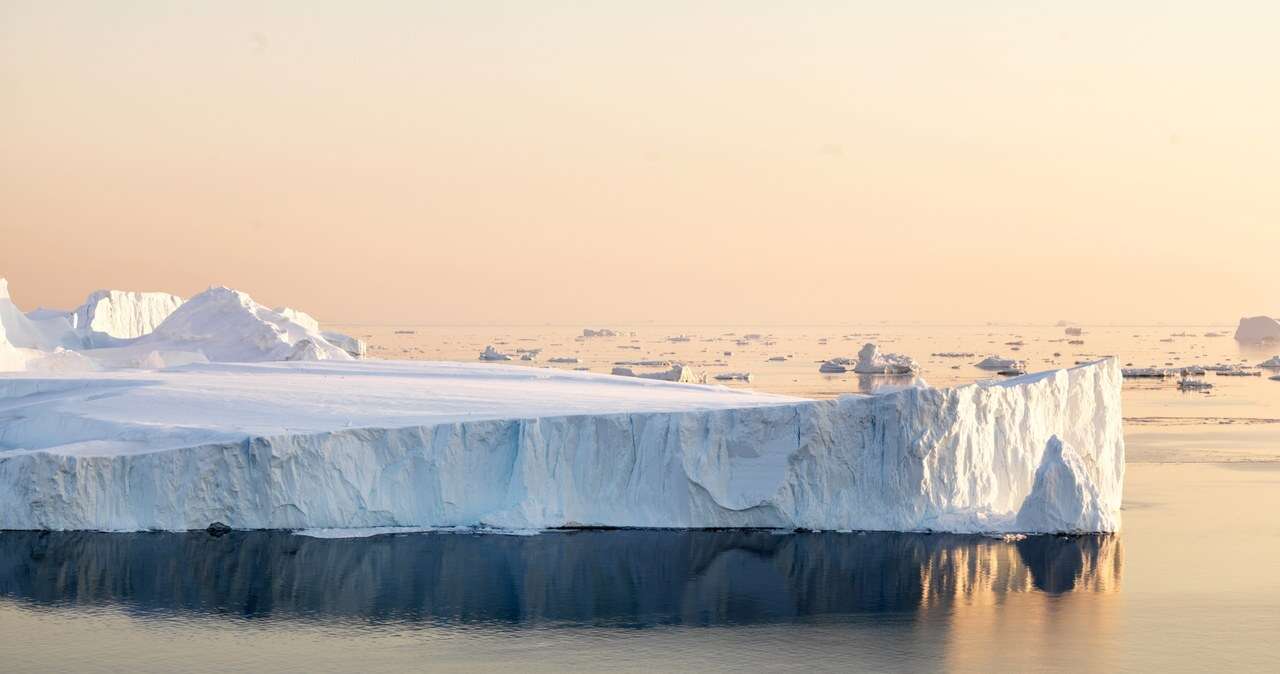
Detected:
[{"left": 3, "top": 2, "right": 1277, "bottom": 324}]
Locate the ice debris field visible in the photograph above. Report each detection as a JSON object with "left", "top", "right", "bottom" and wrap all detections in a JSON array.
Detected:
[{"left": 1, "top": 278, "right": 1124, "bottom": 535}]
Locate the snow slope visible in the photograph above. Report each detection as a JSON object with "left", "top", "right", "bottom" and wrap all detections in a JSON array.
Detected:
[
  {"left": 138, "top": 287, "right": 353, "bottom": 362},
  {"left": 0, "top": 358, "right": 1124, "bottom": 533}
]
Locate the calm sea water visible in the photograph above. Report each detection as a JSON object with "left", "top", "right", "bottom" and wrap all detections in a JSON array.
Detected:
[{"left": 3, "top": 324, "right": 1279, "bottom": 672}]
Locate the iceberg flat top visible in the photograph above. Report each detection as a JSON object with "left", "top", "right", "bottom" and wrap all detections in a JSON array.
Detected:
[{"left": 0, "top": 360, "right": 800, "bottom": 457}]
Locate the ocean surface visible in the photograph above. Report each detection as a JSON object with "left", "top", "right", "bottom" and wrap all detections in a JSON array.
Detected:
[{"left": 3, "top": 324, "right": 1279, "bottom": 672}]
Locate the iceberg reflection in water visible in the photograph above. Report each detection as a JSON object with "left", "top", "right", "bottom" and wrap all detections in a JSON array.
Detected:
[{"left": 0, "top": 530, "right": 1119, "bottom": 627}]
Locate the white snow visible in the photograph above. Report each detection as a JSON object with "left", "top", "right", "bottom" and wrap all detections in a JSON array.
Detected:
[
  {"left": 1234, "top": 316, "right": 1280, "bottom": 343},
  {"left": 0, "top": 357, "right": 1124, "bottom": 534}
]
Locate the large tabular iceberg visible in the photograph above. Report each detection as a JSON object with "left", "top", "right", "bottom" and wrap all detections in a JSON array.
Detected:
[{"left": 0, "top": 357, "right": 1124, "bottom": 533}]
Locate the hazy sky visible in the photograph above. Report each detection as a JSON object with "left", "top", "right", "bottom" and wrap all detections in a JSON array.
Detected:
[{"left": 3, "top": 2, "right": 1277, "bottom": 324}]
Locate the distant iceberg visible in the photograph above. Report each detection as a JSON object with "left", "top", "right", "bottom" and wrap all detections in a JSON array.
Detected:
[
  {"left": 976, "top": 355, "right": 1023, "bottom": 371},
  {"left": 852, "top": 343, "right": 918, "bottom": 375},
  {"left": 1234, "top": 316, "right": 1280, "bottom": 343}
]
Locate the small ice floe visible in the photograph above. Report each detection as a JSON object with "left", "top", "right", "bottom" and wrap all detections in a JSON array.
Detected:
[
  {"left": 1215, "top": 368, "right": 1262, "bottom": 377},
  {"left": 394, "top": 330, "right": 416, "bottom": 335},
  {"left": 1064, "top": 327, "right": 1084, "bottom": 336},
  {"left": 976, "top": 355, "right": 1023, "bottom": 371},
  {"left": 997, "top": 367, "right": 1027, "bottom": 376},
  {"left": 713, "top": 372, "right": 753, "bottom": 382},
  {"left": 548, "top": 356, "right": 580, "bottom": 364},
  {"left": 932, "top": 352, "right": 975, "bottom": 358},
  {"left": 1068, "top": 339, "right": 1085, "bottom": 345},
  {"left": 819, "top": 359, "right": 852, "bottom": 373},
  {"left": 768, "top": 355, "right": 787, "bottom": 362},
  {"left": 853, "top": 343, "right": 919, "bottom": 374},
  {"left": 1257, "top": 356, "right": 1280, "bottom": 368},
  {"left": 1203, "top": 331, "right": 1225, "bottom": 338},
  {"left": 582, "top": 328, "right": 620, "bottom": 338},
  {"left": 615, "top": 359, "right": 671, "bottom": 367},
  {"left": 1270, "top": 374, "right": 1280, "bottom": 382},
  {"left": 479, "top": 345, "right": 511, "bottom": 361},
  {"left": 520, "top": 352, "right": 538, "bottom": 361},
  {"left": 667, "top": 335, "right": 692, "bottom": 342},
  {"left": 1180, "top": 365, "right": 1207, "bottom": 376},
  {"left": 611, "top": 364, "right": 705, "bottom": 383},
  {"left": 1178, "top": 377, "right": 1213, "bottom": 391},
  {"left": 515, "top": 347, "right": 542, "bottom": 355},
  {"left": 1122, "top": 367, "right": 1174, "bottom": 378}
]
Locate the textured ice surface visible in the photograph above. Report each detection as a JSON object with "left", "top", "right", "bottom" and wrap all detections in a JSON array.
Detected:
[
  {"left": 0, "top": 358, "right": 1124, "bottom": 533},
  {"left": 72, "top": 289, "right": 184, "bottom": 343}
]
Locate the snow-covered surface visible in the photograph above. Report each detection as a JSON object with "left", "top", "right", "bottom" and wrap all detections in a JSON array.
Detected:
[
  {"left": 1234, "top": 316, "right": 1280, "bottom": 343},
  {"left": 72, "top": 289, "right": 183, "bottom": 343},
  {"left": 0, "top": 357, "right": 1124, "bottom": 534},
  {"left": 1015, "top": 436, "right": 1118, "bottom": 533}
]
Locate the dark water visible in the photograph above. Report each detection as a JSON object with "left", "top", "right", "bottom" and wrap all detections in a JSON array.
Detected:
[
  {"left": 2, "top": 464, "right": 1277, "bottom": 672},
  {"left": 0, "top": 530, "right": 1116, "bottom": 627}
]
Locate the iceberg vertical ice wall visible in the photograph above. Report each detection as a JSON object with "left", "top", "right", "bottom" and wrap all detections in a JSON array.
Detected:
[{"left": 0, "top": 360, "right": 1123, "bottom": 533}]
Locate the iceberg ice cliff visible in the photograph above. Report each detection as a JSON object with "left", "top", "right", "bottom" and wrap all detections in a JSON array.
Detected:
[
  {"left": 0, "top": 358, "right": 1124, "bottom": 534},
  {"left": 72, "top": 289, "right": 184, "bottom": 343}
]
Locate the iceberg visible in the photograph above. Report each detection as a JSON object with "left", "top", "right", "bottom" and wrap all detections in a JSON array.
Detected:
[
  {"left": 852, "top": 342, "right": 918, "bottom": 375},
  {"left": 1257, "top": 356, "right": 1280, "bottom": 368},
  {"left": 72, "top": 289, "right": 184, "bottom": 343},
  {"left": 0, "top": 357, "right": 1124, "bottom": 534},
  {"left": 611, "top": 363, "right": 705, "bottom": 383},
  {"left": 1234, "top": 316, "right": 1280, "bottom": 343},
  {"left": 480, "top": 345, "right": 512, "bottom": 361},
  {"left": 976, "top": 355, "right": 1023, "bottom": 371}
]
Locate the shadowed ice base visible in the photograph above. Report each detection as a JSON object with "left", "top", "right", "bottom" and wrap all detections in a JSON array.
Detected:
[{"left": 0, "top": 530, "right": 1120, "bottom": 627}]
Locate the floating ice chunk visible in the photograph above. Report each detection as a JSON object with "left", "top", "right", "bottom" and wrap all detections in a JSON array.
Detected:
[
  {"left": 1215, "top": 368, "right": 1261, "bottom": 377},
  {"left": 1122, "top": 367, "right": 1174, "bottom": 378},
  {"left": 1177, "top": 377, "right": 1212, "bottom": 391},
  {"left": 480, "top": 345, "right": 512, "bottom": 361},
  {"left": 1257, "top": 356, "right": 1280, "bottom": 368},
  {"left": 853, "top": 343, "right": 918, "bottom": 375},
  {"left": 548, "top": 357, "right": 580, "bottom": 364},
  {"left": 819, "top": 359, "right": 852, "bottom": 373},
  {"left": 1014, "top": 436, "right": 1118, "bottom": 534},
  {"left": 611, "top": 363, "right": 705, "bottom": 383},
  {"left": 1234, "top": 316, "right": 1280, "bottom": 343},
  {"left": 932, "top": 352, "right": 975, "bottom": 358},
  {"left": 581, "top": 328, "right": 620, "bottom": 338},
  {"left": 1064, "top": 327, "right": 1083, "bottom": 336},
  {"left": 713, "top": 372, "right": 753, "bottom": 382},
  {"left": 976, "top": 355, "right": 1023, "bottom": 371}
]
